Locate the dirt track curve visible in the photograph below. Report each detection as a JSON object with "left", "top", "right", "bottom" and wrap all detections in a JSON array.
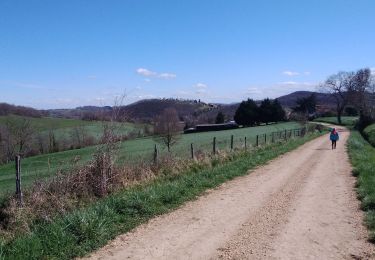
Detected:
[{"left": 86, "top": 127, "right": 375, "bottom": 259}]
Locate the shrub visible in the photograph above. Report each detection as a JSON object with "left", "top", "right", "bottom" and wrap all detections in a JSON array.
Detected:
[{"left": 363, "top": 124, "right": 375, "bottom": 147}]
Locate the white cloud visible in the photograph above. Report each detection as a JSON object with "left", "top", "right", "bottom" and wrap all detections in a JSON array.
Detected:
[
  {"left": 245, "top": 87, "right": 262, "bottom": 95},
  {"left": 371, "top": 67, "right": 375, "bottom": 75},
  {"left": 194, "top": 82, "right": 207, "bottom": 89},
  {"left": 282, "top": 71, "right": 300, "bottom": 76},
  {"left": 144, "top": 78, "right": 151, "bottom": 82},
  {"left": 158, "top": 73, "right": 176, "bottom": 79},
  {"left": 244, "top": 81, "right": 317, "bottom": 100},
  {"left": 304, "top": 71, "right": 311, "bottom": 75},
  {"left": 136, "top": 68, "right": 157, "bottom": 77},
  {"left": 136, "top": 68, "right": 176, "bottom": 79},
  {"left": 279, "top": 81, "right": 315, "bottom": 86}
]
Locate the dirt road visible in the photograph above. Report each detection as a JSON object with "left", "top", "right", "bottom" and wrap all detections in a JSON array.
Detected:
[{"left": 87, "top": 128, "right": 375, "bottom": 259}]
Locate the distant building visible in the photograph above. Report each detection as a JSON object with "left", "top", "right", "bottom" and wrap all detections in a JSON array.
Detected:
[{"left": 184, "top": 121, "right": 239, "bottom": 134}]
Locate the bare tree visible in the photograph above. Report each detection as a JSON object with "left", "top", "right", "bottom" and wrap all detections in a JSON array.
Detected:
[
  {"left": 5, "top": 117, "right": 34, "bottom": 157},
  {"left": 348, "top": 68, "right": 375, "bottom": 129},
  {"left": 48, "top": 130, "right": 59, "bottom": 153},
  {"left": 70, "top": 125, "right": 89, "bottom": 148},
  {"left": 320, "top": 71, "right": 354, "bottom": 124},
  {"left": 153, "top": 108, "right": 182, "bottom": 152},
  {"left": 350, "top": 68, "right": 374, "bottom": 115}
]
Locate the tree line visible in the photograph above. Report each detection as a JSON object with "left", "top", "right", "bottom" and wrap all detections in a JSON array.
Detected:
[{"left": 234, "top": 98, "right": 286, "bottom": 126}]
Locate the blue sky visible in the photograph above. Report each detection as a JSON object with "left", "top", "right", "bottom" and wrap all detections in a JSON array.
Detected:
[{"left": 1, "top": 0, "right": 374, "bottom": 109}]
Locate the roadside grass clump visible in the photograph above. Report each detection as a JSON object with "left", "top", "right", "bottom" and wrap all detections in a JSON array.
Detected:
[
  {"left": 347, "top": 131, "right": 375, "bottom": 242},
  {"left": 0, "top": 129, "right": 323, "bottom": 259},
  {"left": 363, "top": 123, "right": 375, "bottom": 147}
]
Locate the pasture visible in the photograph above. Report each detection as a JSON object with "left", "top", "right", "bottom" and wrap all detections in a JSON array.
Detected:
[
  {"left": 0, "top": 115, "right": 145, "bottom": 141},
  {"left": 0, "top": 122, "right": 301, "bottom": 197}
]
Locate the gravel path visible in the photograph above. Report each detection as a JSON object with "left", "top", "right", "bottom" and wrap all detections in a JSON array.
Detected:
[{"left": 86, "top": 127, "right": 374, "bottom": 259}]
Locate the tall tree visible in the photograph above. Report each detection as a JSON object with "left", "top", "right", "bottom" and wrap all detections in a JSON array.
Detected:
[
  {"left": 153, "top": 108, "right": 182, "bottom": 152},
  {"left": 215, "top": 111, "right": 225, "bottom": 124},
  {"left": 234, "top": 99, "right": 259, "bottom": 126},
  {"left": 349, "top": 68, "right": 374, "bottom": 129},
  {"left": 5, "top": 117, "right": 34, "bottom": 157},
  {"left": 271, "top": 99, "right": 286, "bottom": 122},
  {"left": 321, "top": 72, "right": 353, "bottom": 124},
  {"left": 293, "top": 94, "right": 317, "bottom": 117},
  {"left": 259, "top": 98, "right": 274, "bottom": 124}
]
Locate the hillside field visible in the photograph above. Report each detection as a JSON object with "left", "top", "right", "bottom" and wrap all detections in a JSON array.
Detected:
[
  {"left": 0, "top": 115, "right": 146, "bottom": 141},
  {"left": 0, "top": 122, "right": 302, "bottom": 197}
]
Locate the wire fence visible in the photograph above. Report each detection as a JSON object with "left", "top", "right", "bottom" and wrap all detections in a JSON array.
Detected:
[{"left": 117, "top": 126, "right": 310, "bottom": 165}]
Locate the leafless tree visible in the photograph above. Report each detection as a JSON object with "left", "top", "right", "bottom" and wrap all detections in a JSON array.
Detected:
[
  {"left": 48, "top": 130, "right": 59, "bottom": 153},
  {"left": 320, "top": 71, "right": 354, "bottom": 124},
  {"left": 70, "top": 125, "right": 90, "bottom": 148},
  {"left": 5, "top": 117, "right": 34, "bottom": 157},
  {"left": 153, "top": 108, "right": 182, "bottom": 152},
  {"left": 350, "top": 68, "right": 374, "bottom": 117}
]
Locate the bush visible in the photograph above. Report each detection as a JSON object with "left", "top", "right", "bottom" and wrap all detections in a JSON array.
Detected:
[{"left": 363, "top": 124, "right": 375, "bottom": 147}]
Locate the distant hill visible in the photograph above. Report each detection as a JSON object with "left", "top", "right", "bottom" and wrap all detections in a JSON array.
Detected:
[
  {"left": 276, "top": 91, "right": 336, "bottom": 108},
  {"left": 0, "top": 103, "right": 47, "bottom": 118},
  {"left": 45, "top": 91, "right": 339, "bottom": 123}
]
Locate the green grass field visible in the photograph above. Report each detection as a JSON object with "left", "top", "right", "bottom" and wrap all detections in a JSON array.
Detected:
[
  {"left": 0, "top": 122, "right": 302, "bottom": 197},
  {"left": 0, "top": 128, "right": 322, "bottom": 259},
  {"left": 0, "top": 115, "right": 145, "bottom": 141},
  {"left": 347, "top": 131, "right": 375, "bottom": 242},
  {"left": 313, "top": 116, "right": 358, "bottom": 126}
]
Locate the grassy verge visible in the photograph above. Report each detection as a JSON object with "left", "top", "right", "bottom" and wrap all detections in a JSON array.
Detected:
[
  {"left": 347, "top": 131, "right": 375, "bottom": 242},
  {"left": 0, "top": 122, "right": 300, "bottom": 197},
  {"left": 313, "top": 116, "right": 358, "bottom": 126},
  {"left": 0, "top": 130, "right": 323, "bottom": 259}
]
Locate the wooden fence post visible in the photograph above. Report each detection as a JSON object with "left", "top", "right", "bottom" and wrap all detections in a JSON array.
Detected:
[
  {"left": 264, "top": 133, "right": 267, "bottom": 144},
  {"left": 244, "top": 137, "right": 247, "bottom": 150},
  {"left": 191, "top": 143, "right": 194, "bottom": 159},
  {"left": 230, "top": 135, "right": 234, "bottom": 151},
  {"left": 153, "top": 144, "right": 158, "bottom": 164},
  {"left": 256, "top": 135, "right": 259, "bottom": 147},
  {"left": 15, "top": 155, "right": 23, "bottom": 206},
  {"left": 213, "top": 137, "right": 216, "bottom": 154},
  {"left": 272, "top": 132, "right": 275, "bottom": 143}
]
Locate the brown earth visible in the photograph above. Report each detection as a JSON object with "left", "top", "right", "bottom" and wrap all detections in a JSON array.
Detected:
[{"left": 85, "top": 127, "right": 375, "bottom": 259}]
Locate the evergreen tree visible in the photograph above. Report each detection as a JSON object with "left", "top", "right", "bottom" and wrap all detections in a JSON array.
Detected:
[
  {"left": 215, "top": 111, "right": 225, "bottom": 124},
  {"left": 271, "top": 99, "right": 286, "bottom": 122},
  {"left": 234, "top": 99, "right": 259, "bottom": 126},
  {"left": 259, "top": 98, "right": 273, "bottom": 124}
]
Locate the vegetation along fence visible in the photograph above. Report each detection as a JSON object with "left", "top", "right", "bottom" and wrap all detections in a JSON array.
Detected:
[{"left": 7, "top": 126, "right": 311, "bottom": 197}]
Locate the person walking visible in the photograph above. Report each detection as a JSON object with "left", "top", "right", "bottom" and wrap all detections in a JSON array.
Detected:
[{"left": 330, "top": 128, "right": 339, "bottom": 149}]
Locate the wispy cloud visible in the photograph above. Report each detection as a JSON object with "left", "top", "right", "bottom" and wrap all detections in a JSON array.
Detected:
[
  {"left": 282, "top": 71, "right": 300, "bottom": 76},
  {"left": 279, "top": 81, "right": 315, "bottom": 86},
  {"left": 245, "top": 81, "right": 317, "bottom": 100},
  {"left": 158, "top": 73, "right": 176, "bottom": 79},
  {"left": 136, "top": 68, "right": 176, "bottom": 79},
  {"left": 194, "top": 82, "right": 207, "bottom": 89},
  {"left": 136, "top": 68, "right": 157, "bottom": 77},
  {"left": 282, "top": 71, "right": 311, "bottom": 76}
]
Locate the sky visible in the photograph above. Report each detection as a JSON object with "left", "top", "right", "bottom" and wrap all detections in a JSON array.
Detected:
[{"left": 1, "top": 0, "right": 375, "bottom": 109}]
